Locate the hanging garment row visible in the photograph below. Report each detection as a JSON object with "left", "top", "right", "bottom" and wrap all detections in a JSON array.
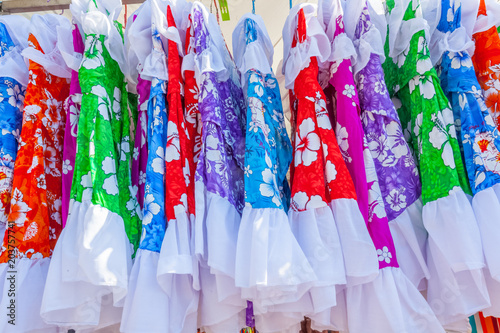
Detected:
[{"left": 1, "top": 0, "right": 500, "bottom": 332}]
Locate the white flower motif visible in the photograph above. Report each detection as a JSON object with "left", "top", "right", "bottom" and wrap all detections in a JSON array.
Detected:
[
  {"left": 259, "top": 169, "right": 281, "bottom": 207},
  {"left": 102, "top": 156, "right": 116, "bottom": 174},
  {"left": 120, "top": 137, "right": 130, "bottom": 161},
  {"left": 151, "top": 146, "right": 165, "bottom": 175},
  {"left": 36, "top": 174, "right": 46, "bottom": 190},
  {"left": 9, "top": 188, "right": 31, "bottom": 227},
  {"left": 244, "top": 165, "right": 253, "bottom": 177},
  {"left": 295, "top": 118, "right": 321, "bottom": 167},
  {"left": 139, "top": 170, "right": 146, "bottom": 185},
  {"left": 206, "top": 134, "right": 225, "bottom": 175},
  {"left": 62, "top": 159, "right": 73, "bottom": 175},
  {"left": 166, "top": 121, "right": 181, "bottom": 162},
  {"left": 336, "top": 123, "right": 351, "bottom": 163},
  {"left": 448, "top": 51, "right": 473, "bottom": 69},
  {"left": 5, "top": 85, "right": 23, "bottom": 109},
  {"left": 305, "top": 91, "right": 331, "bottom": 130},
  {"left": 290, "top": 191, "right": 326, "bottom": 212},
  {"left": 133, "top": 146, "right": 139, "bottom": 160},
  {"left": 80, "top": 171, "right": 93, "bottom": 201},
  {"left": 325, "top": 160, "right": 337, "bottom": 183},
  {"left": 29, "top": 70, "right": 37, "bottom": 85},
  {"left": 342, "top": 84, "right": 355, "bottom": 98},
  {"left": 386, "top": 188, "right": 407, "bottom": 212},
  {"left": 143, "top": 194, "right": 161, "bottom": 225},
  {"left": 394, "top": 47, "right": 409, "bottom": 68},
  {"left": 103, "top": 175, "right": 119, "bottom": 195},
  {"left": 429, "top": 108, "right": 456, "bottom": 169},
  {"left": 377, "top": 246, "right": 392, "bottom": 264},
  {"left": 183, "top": 159, "right": 190, "bottom": 186}
]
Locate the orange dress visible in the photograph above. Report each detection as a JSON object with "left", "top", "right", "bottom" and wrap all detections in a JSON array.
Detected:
[
  {"left": 472, "top": 0, "right": 500, "bottom": 130},
  {"left": 0, "top": 33, "right": 69, "bottom": 262}
]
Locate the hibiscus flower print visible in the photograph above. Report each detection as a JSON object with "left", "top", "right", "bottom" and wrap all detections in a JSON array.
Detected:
[
  {"left": 448, "top": 51, "right": 472, "bottom": 69},
  {"left": 325, "top": 160, "right": 337, "bottom": 183},
  {"left": 4, "top": 84, "right": 24, "bottom": 110},
  {"left": 290, "top": 191, "right": 326, "bottom": 212},
  {"left": 386, "top": 188, "right": 407, "bottom": 212},
  {"left": 336, "top": 122, "right": 352, "bottom": 163},
  {"left": 305, "top": 91, "right": 331, "bottom": 130},
  {"left": 205, "top": 134, "right": 225, "bottom": 175},
  {"left": 139, "top": 170, "right": 146, "bottom": 185},
  {"left": 151, "top": 146, "right": 165, "bottom": 175},
  {"left": 28, "top": 70, "right": 37, "bottom": 86},
  {"left": 9, "top": 188, "right": 31, "bottom": 227},
  {"left": 473, "top": 132, "right": 500, "bottom": 176},
  {"left": 80, "top": 171, "right": 93, "bottom": 201},
  {"left": 416, "top": 36, "right": 432, "bottom": 74},
  {"left": 36, "top": 174, "right": 46, "bottom": 190},
  {"left": 428, "top": 109, "right": 456, "bottom": 169},
  {"left": 409, "top": 75, "right": 435, "bottom": 99},
  {"left": 259, "top": 168, "right": 281, "bottom": 207},
  {"left": 367, "top": 133, "right": 389, "bottom": 163},
  {"left": 45, "top": 146, "right": 61, "bottom": 177},
  {"left": 142, "top": 194, "right": 161, "bottom": 225},
  {"left": 69, "top": 104, "right": 80, "bottom": 137},
  {"left": 295, "top": 118, "right": 321, "bottom": 167},
  {"left": 83, "top": 36, "right": 105, "bottom": 70},
  {"left": 166, "top": 121, "right": 181, "bottom": 162}
]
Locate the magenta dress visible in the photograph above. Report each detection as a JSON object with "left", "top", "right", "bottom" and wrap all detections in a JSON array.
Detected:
[{"left": 61, "top": 25, "right": 84, "bottom": 228}]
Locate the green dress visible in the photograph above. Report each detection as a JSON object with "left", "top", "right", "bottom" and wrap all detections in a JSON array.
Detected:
[
  {"left": 73, "top": 32, "right": 141, "bottom": 253},
  {"left": 40, "top": 3, "right": 141, "bottom": 329},
  {"left": 381, "top": 0, "right": 489, "bottom": 328}
]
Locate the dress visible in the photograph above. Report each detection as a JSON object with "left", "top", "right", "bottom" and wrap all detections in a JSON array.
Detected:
[
  {"left": 472, "top": 0, "right": 500, "bottom": 130},
  {"left": 434, "top": 0, "right": 500, "bottom": 320},
  {"left": 345, "top": 0, "right": 428, "bottom": 290},
  {"left": 61, "top": 24, "right": 84, "bottom": 228},
  {"left": 319, "top": 1, "right": 443, "bottom": 332},
  {"left": 380, "top": 0, "right": 490, "bottom": 328},
  {"left": 158, "top": 3, "right": 201, "bottom": 333},
  {"left": 0, "top": 14, "right": 71, "bottom": 333},
  {"left": 120, "top": 1, "right": 171, "bottom": 332},
  {"left": 191, "top": 3, "right": 248, "bottom": 331},
  {"left": 0, "top": 17, "right": 28, "bottom": 242},
  {"left": 233, "top": 13, "right": 318, "bottom": 333},
  {"left": 125, "top": 0, "right": 152, "bottom": 211},
  {"left": 41, "top": 1, "right": 140, "bottom": 330}
]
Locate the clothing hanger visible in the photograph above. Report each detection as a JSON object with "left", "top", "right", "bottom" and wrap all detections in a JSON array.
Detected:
[{"left": 252, "top": 0, "right": 256, "bottom": 14}]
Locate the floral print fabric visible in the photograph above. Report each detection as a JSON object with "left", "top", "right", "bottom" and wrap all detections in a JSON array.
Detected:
[
  {"left": 138, "top": 26, "right": 167, "bottom": 253},
  {"left": 354, "top": 5, "right": 421, "bottom": 222},
  {"left": 437, "top": 0, "right": 500, "bottom": 194},
  {"left": 72, "top": 32, "right": 141, "bottom": 254},
  {"left": 61, "top": 25, "right": 84, "bottom": 228},
  {"left": 0, "top": 34, "right": 69, "bottom": 261},
  {"left": 382, "top": 0, "right": 471, "bottom": 204},
  {"left": 130, "top": 75, "right": 150, "bottom": 211},
  {"left": 193, "top": 7, "right": 246, "bottom": 214},
  {"left": 472, "top": 0, "right": 500, "bottom": 131},
  {"left": 243, "top": 20, "right": 292, "bottom": 211},
  {"left": 326, "top": 10, "right": 398, "bottom": 269},
  {"left": 165, "top": 6, "right": 195, "bottom": 223},
  {"left": 289, "top": 9, "right": 357, "bottom": 216},
  {"left": 0, "top": 23, "right": 25, "bottom": 233}
]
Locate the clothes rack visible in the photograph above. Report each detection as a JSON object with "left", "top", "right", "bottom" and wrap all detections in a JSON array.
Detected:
[{"left": 0, "top": 0, "right": 144, "bottom": 14}]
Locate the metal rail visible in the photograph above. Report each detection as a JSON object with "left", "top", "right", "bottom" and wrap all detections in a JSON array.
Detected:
[{"left": 0, "top": 0, "right": 145, "bottom": 14}]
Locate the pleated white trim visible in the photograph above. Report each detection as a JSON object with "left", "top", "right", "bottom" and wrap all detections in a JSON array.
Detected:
[
  {"left": 345, "top": 267, "right": 445, "bottom": 333},
  {"left": 194, "top": 181, "right": 246, "bottom": 330},
  {"left": 423, "top": 188, "right": 490, "bottom": 328},
  {"left": 328, "top": 198, "right": 379, "bottom": 286},
  {"left": 472, "top": 183, "right": 500, "bottom": 318},
  {"left": 41, "top": 201, "right": 131, "bottom": 330},
  {"left": 157, "top": 210, "right": 199, "bottom": 333},
  {"left": 120, "top": 250, "right": 169, "bottom": 333},
  {"left": 389, "top": 198, "right": 430, "bottom": 290},
  {"left": 235, "top": 207, "right": 317, "bottom": 311}
]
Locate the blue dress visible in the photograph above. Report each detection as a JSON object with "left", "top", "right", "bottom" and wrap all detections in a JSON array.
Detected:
[
  {"left": 0, "top": 22, "right": 25, "bottom": 231},
  {"left": 139, "top": 27, "right": 168, "bottom": 253}
]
